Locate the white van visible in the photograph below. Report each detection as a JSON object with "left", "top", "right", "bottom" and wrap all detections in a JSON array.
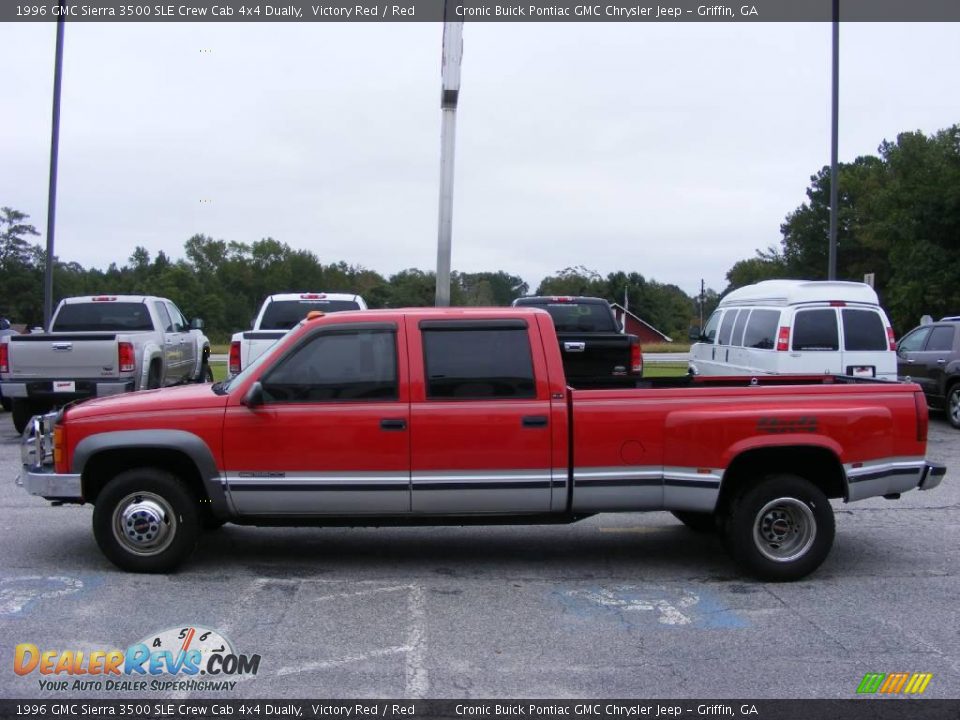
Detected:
[{"left": 689, "top": 280, "right": 897, "bottom": 379}]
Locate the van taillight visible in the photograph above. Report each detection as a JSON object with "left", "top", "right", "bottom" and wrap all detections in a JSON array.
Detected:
[
  {"left": 631, "top": 342, "right": 643, "bottom": 375},
  {"left": 887, "top": 327, "right": 897, "bottom": 351},
  {"left": 0, "top": 343, "right": 8, "bottom": 373},
  {"left": 915, "top": 391, "right": 928, "bottom": 442},
  {"left": 118, "top": 342, "right": 135, "bottom": 373},
  {"left": 776, "top": 326, "right": 790, "bottom": 351},
  {"left": 229, "top": 341, "right": 241, "bottom": 375}
]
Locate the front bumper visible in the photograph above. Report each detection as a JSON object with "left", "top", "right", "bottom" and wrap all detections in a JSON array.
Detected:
[{"left": 15, "top": 413, "right": 83, "bottom": 501}]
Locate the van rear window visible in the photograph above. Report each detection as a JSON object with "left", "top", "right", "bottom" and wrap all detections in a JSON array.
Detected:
[
  {"left": 792, "top": 309, "right": 838, "bottom": 351},
  {"left": 841, "top": 309, "right": 888, "bottom": 351}
]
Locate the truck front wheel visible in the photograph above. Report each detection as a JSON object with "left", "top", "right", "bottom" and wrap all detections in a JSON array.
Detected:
[
  {"left": 723, "top": 474, "right": 835, "bottom": 582},
  {"left": 92, "top": 468, "right": 201, "bottom": 573}
]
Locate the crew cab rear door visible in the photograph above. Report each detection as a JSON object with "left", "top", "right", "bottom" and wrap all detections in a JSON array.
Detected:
[
  {"left": 221, "top": 321, "right": 411, "bottom": 515},
  {"left": 408, "top": 317, "right": 555, "bottom": 514}
]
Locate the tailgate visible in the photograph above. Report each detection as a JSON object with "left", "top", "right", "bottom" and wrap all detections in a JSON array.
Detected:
[
  {"left": 7, "top": 334, "right": 121, "bottom": 379},
  {"left": 242, "top": 331, "right": 286, "bottom": 366},
  {"left": 558, "top": 332, "right": 633, "bottom": 380}
]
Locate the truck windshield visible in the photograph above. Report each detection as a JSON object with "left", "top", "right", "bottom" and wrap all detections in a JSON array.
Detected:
[
  {"left": 517, "top": 301, "right": 617, "bottom": 333},
  {"left": 260, "top": 300, "right": 361, "bottom": 330},
  {"left": 52, "top": 303, "right": 153, "bottom": 332}
]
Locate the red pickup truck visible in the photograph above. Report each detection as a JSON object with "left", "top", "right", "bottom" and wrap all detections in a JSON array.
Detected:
[{"left": 18, "top": 308, "right": 945, "bottom": 581}]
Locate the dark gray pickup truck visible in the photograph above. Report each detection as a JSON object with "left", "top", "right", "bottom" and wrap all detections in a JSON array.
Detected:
[{"left": 512, "top": 296, "right": 642, "bottom": 387}]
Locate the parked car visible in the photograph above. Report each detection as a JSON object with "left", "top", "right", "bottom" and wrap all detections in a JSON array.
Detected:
[
  {"left": 897, "top": 317, "right": 960, "bottom": 428},
  {"left": 229, "top": 292, "right": 367, "bottom": 375},
  {"left": 511, "top": 296, "right": 642, "bottom": 387},
  {"left": 0, "top": 318, "right": 18, "bottom": 412},
  {"left": 0, "top": 295, "right": 210, "bottom": 433},
  {"left": 689, "top": 280, "right": 897, "bottom": 379}
]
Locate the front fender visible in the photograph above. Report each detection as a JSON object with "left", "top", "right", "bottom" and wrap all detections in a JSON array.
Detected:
[{"left": 73, "top": 429, "right": 229, "bottom": 519}]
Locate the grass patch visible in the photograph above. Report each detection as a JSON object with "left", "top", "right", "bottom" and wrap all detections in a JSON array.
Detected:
[
  {"left": 210, "top": 362, "right": 228, "bottom": 382},
  {"left": 210, "top": 343, "right": 231, "bottom": 355},
  {"left": 642, "top": 362, "right": 689, "bottom": 378},
  {"left": 641, "top": 343, "right": 691, "bottom": 353}
]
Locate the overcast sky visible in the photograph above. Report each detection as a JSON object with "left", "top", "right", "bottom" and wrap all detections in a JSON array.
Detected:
[{"left": 2, "top": 20, "right": 958, "bottom": 297}]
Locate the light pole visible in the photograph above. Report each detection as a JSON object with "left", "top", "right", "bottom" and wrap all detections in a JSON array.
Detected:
[
  {"left": 434, "top": 1, "right": 463, "bottom": 307},
  {"left": 44, "top": 0, "right": 67, "bottom": 329},
  {"left": 828, "top": 0, "right": 839, "bottom": 280}
]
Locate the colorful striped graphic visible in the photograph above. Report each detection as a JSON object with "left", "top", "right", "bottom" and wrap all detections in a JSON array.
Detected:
[{"left": 857, "top": 672, "right": 933, "bottom": 694}]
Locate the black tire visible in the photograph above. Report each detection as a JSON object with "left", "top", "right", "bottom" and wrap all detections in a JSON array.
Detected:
[
  {"left": 671, "top": 510, "right": 718, "bottom": 533},
  {"left": 200, "top": 362, "right": 214, "bottom": 384},
  {"left": 146, "top": 362, "right": 161, "bottom": 390},
  {"left": 1, "top": 395, "right": 11, "bottom": 412},
  {"left": 92, "top": 468, "right": 201, "bottom": 573},
  {"left": 11, "top": 399, "right": 35, "bottom": 434},
  {"left": 947, "top": 383, "right": 960, "bottom": 429},
  {"left": 723, "top": 474, "right": 835, "bottom": 582}
]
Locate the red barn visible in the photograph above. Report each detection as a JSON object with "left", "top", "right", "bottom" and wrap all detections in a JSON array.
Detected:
[{"left": 610, "top": 303, "right": 672, "bottom": 344}]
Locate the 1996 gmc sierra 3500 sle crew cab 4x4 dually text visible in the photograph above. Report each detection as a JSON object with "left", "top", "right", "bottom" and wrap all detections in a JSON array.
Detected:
[{"left": 17, "top": 307, "right": 945, "bottom": 580}]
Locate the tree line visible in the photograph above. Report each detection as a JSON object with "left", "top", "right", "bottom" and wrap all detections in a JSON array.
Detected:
[
  {"left": 0, "top": 215, "right": 706, "bottom": 342},
  {"left": 3, "top": 122, "right": 957, "bottom": 340},
  {"left": 728, "top": 124, "right": 960, "bottom": 334}
]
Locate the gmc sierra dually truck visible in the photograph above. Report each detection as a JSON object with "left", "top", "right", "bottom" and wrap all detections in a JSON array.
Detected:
[
  {"left": 18, "top": 307, "right": 945, "bottom": 580},
  {"left": 1, "top": 296, "right": 211, "bottom": 434},
  {"left": 228, "top": 292, "right": 367, "bottom": 375}
]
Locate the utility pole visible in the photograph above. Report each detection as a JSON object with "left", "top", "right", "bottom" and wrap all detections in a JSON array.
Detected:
[
  {"left": 434, "top": 2, "right": 463, "bottom": 307},
  {"left": 699, "top": 278, "right": 705, "bottom": 329},
  {"left": 828, "top": 0, "right": 839, "bottom": 281},
  {"left": 44, "top": 1, "right": 67, "bottom": 329}
]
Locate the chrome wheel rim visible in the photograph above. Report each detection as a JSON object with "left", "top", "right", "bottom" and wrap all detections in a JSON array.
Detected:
[
  {"left": 112, "top": 492, "right": 177, "bottom": 556},
  {"left": 949, "top": 389, "right": 960, "bottom": 425},
  {"left": 752, "top": 497, "right": 816, "bottom": 563}
]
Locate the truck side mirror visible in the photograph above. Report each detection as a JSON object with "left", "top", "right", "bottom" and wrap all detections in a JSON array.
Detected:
[
  {"left": 190, "top": 318, "right": 204, "bottom": 330},
  {"left": 688, "top": 326, "right": 701, "bottom": 342},
  {"left": 242, "top": 381, "right": 264, "bottom": 408}
]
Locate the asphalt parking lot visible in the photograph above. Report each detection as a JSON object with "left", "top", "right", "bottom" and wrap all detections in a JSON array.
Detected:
[{"left": 0, "top": 409, "right": 957, "bottom": 700}]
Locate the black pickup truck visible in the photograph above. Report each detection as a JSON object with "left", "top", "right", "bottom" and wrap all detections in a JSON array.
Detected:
[{"left": 512, "top": 296, "right": 642, "bottom": 387}]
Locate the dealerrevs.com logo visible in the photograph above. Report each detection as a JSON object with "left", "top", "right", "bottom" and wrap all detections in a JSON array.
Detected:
[
  {"left": 856, "top": 672, "right": 933, "bottom": 695},
  {"left": 14, "top": 625, "right": 261, "bottom": 692}
]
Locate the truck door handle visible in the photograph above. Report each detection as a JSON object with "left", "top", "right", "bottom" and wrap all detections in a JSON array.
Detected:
[
  {"left": 937, "top": 359, "right": 947, "bottom": 364},
  {"left": 563, "top": 342, "right": 585, "bottom": 353},
  {"left": 380, "top": 418, "right": 407, "bottom": 431},
  {"left": 522, "top": 415, "right": 548, "bottom": 428}
]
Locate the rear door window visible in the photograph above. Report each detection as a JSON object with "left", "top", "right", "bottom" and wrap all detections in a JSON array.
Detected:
[
  {"left": 742, "top": 309, "right": 780, "bottom": 349},
  {"left": 926, "top": 325, "right": 955, "bottom": 352},
  {"left": 841, "top": 309, "right": 887, "bottom": 351},
  {"left": 422, "top": 324, "right": 535, "bottom": 399},
  {"left": 792, "top": 309, "right": 839, "bottom": 351},
  {"left": 717, "top": 310, "right": 739, "bottom": 346}
]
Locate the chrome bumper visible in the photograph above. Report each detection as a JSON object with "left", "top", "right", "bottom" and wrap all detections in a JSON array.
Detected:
[
  {"left": 16, "top": 412, "right": 83, "bottom": 501},
  {"left": 920, "top": 461, "right": 946, "bottom": 491},
  {"left": 16, "top": 468, "right": 82, "bottom": 499}
]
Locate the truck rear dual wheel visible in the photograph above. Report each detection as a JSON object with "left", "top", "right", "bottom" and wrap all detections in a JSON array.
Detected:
[
  {"left": 92, "top": 468, "right": 201, "bottom": 573},
  {"left": 724, "top": 474, "right": 835, "bottom": 582}
]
